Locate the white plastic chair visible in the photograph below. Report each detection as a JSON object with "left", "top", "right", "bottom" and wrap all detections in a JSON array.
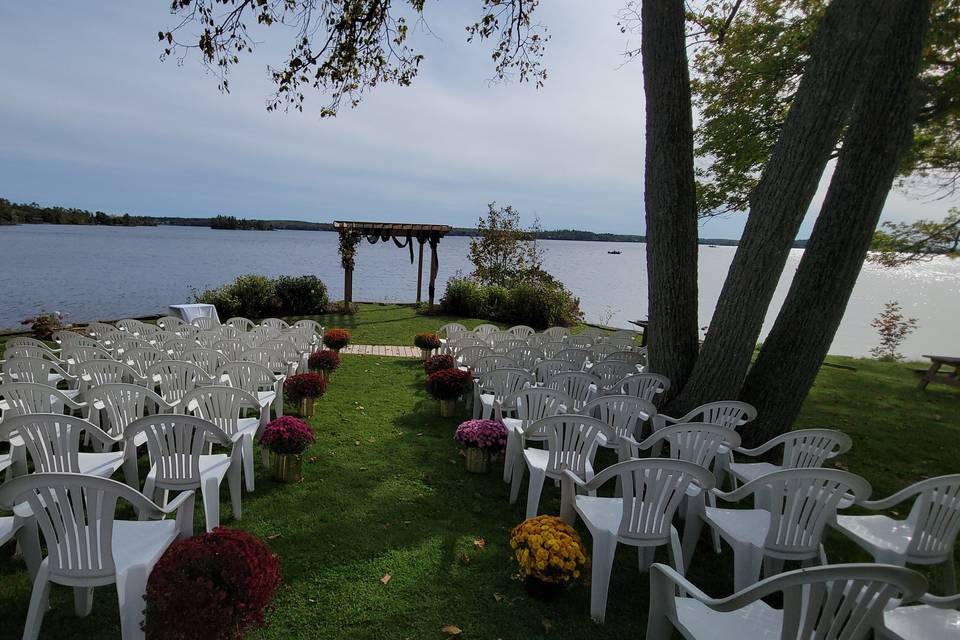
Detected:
[
  {"left": 604, "top": 349, "right": 647, "bottom": 368},
  {"left": 161, "top": 338, "right": 195, "bottom": 360},
  {"left": 0, "top": 472, "right": 195, "bottom": 640},
  {"left": 195, "top": 331, "right": 221, "bottom": 349},
  {"left": 0, "top": 413, "right": 125, "bottom": 479},
  {"left": 498, "top": 387, "right": 573, "bottom": 484},
  {"left": 472, "top": 368, "right": 534, "bottom": 419},
  {"left": 581, "top": 395, "right": 656, "bottom": 453},
  {"left": 556, "top": 348, "right": 591, "bottom": 370},
  {"left": 213, "top": 339, "right": 246, "bottom": 361},
  {"left": 122, "top": 347, "right": 166, "bottom": 377},
  {"left": 112, "top": 336, "right": 153, "bottom": 357},
  {"left": 191, "top": 316, "right": 218, "bottom": 330},
  {"left": 560, "top": 458, "right": 716, "bottom": 622},
  {"left": 491, "top": 339, "right": 528, "bottom": 354},
  {"left": 437, "top": 322, "right": 468, "bottom": 339},
  {"left": 241, "top": 348, "right": 288, "bottom": 376},
  {"left": 53, "top": 331, "right": 100, "bottom": 349},
  {"left": 696, "top": 468, "right": 872, "bottom": 591},
  {"left": 0, "top": 509, "right": 41, "bottom": 581},
  {"left": 61, "top": 345, "right": 113, "bottom": 373},
  {"left": 728, "top": 428, "right": 852, "bottom": 487},
  {"left": 619, "top": 372, "right": 671, "bottom": 402},
  {"left": 0, "top": 382, "right": 87, "bottom": 421},
  {"left": 881, "top": 592, "right": 960, "bottom": 640},
  {"left": 126, "top": 414, "right": 241, "bottom": 532},
  {"left": 544, "top": 371, "right": 598, "bottom": 411},
  {"left": 182, "top": 348, "right": 229, "bottom": 376},
  {"left": 474, "top": 323, "right": 499, "bottom": 336},
  {"left": 216, "top": 360, "right": 284, "bottom": 424},
  {"left": 3, "top": 345, "right": 64, "bottom": 365},
  {"left": 2, "top": 357, "right": 76, "bottom": 389},
  {"left": 225, "top": 316, "right": 255, "bottom": 331},
  {"left": 512, "top": 414, "right": 617, "bottom": 516},
  {"left": 471, "top": 355, "right": 520, "bottom": 378},
  {"left": 543, "top": 326, "right": 570, "bottom": 341},
  {"left": 531, "top": 358, "right": 577, "bottom": 384},
  {"left": 508, "top": 325, "right": 535, "bottom": 338},
  {"left": 541, "top": 340, "right": 568, "bottom": 359},
  {"left": 590, "top": 343, "right": 618, "bottom": 362},
  {"left": 505, "top": 346, "right": 544, "bottom": 371},
  {"left": 261, "top": 317, "right": 290, "bottom": 330},
  {"left": 568, "top": 335, "right": 594, "bottom": 350},
  {"left": 646, "top": 562, "right": 927, "bottom": 640},
  {"left": 156, "top": 316, "right": 186, "bottom": 331},
  {"left": 75, "top": 359, "right": 147, "bottom": 391},
  {"left": 832, "top": 474, "right": 960, "bottom": 593},
  {"left": 181, "top": 386, "right": 261, "bottom": 492},
  {"left": 454, "top": 345, "right": 493, "bottom": 370},
  {"left": 591, "top": 361, "right": 641, "bottom": 394},
  {"left": 145, "top": 360, "right": 213, "bottom": 406},
  {"left": 292, "top": 318, "right": 323, "bottom": 338}
]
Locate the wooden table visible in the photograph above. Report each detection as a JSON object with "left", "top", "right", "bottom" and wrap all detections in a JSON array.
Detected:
[{"left": 915, "top": 355, "right": 960, "bottom": 390}]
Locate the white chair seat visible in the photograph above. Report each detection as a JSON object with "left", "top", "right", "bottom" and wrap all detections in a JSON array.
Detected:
[
  {"left": 0, "top": 516, "right": 16, "bottom": 542},
  {"left": 729, "top": 461, "right": 780, "bottom": 484},
  {"left": 834, "top": 514, "right": 912, "bottom": 556},
  {"left": 503, "top": 417, "right": 522, "bottom": 433},
  {"left": 575, "top": 496, "right": 623, "bottom": 534},
  {"left": 704, "top": 507, "right": 771, "bottom": 549},
  {"left": 111, "top": 519, "right": 179, "bottom": 576},
  {"left": 235, "top": 417, "right": 260, "bottom": 437},
  {"left": 674, "top": 597, "right": 782, "bottom": 640},
  {"left": 256, "top": 390, "right": 276, "bottom": 408},
  {"left": 883, "top": 604, "right": 960, "bottom": 640},
  {"left": 78, "top": 452, "right": 125, "bottom": 478},
  {"left": 0, "top": 452, "right": 10, "bottom": 474}
]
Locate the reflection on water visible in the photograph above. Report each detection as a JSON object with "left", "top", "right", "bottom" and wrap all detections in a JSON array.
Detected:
[{"left": 2, "top": 224, "right": 958, "bottom": 358}]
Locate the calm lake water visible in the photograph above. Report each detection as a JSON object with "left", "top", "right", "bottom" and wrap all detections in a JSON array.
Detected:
[{"left": 2, "top": 224, "right": 958, "bottom": 359}]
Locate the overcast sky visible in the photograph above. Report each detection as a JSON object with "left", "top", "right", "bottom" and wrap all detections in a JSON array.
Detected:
[{"left": 0, "top": 2, "right": 954, "bottom": 238}]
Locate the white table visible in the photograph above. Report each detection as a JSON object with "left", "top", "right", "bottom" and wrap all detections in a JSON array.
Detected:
[{"left": 168, "top": 304, "right": 220, "bottom": 324}]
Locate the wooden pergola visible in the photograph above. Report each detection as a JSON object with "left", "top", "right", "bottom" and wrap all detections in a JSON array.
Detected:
[{"left": 334, "top": 221, "right": 452, "bottom": 306}]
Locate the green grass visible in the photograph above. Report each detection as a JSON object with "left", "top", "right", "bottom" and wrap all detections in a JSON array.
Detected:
[{"left": 1, "top": 312, "right": 959, "bottom": 638}]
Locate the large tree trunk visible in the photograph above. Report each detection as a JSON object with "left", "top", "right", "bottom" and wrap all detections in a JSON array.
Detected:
[
  {"left": 669, "top": 0, "right": 896, "bottom": 412},
  {"left": 641, "top": 0, "right": 700, "bottom": 399},
  {"left": 739, "top": 0, "right": 930, "bottom": 447}
]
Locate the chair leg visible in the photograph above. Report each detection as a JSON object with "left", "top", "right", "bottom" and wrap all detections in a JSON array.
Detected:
[
  {"left": 116, "top": 565, "right": 150, "bottom": 640},
  {"left": 503, "top": 430, "right": 518, "bottom": 483},
  {"left": 16, "top": 519, "right": 42, "bottom": 581},
  {"left": 122, "top": 447, "right": 140, "bottom": 489},
  {"left": 201, "top": 476, "right": 221, "bottom": 532},
  {"left": 23, "top": 564, "right": 51, "bottom": 640},
  {"left": 638, "top": 546, "right": 656, "bottom": 573},
  {"left": 668, "top": 527, "right": 685, "bottom": 576},
  {"left": 525, "top": 468, "right": 547, "bottom": 518},
  {"left": 241, "top": 434, "right": 255, "bottom": 492},
  {"left": 681, "top": 496, "right": 704, "bottom": 572},
  {"left": 763, "top": 556, "right": 785, "bottom": 579},
  {"left": 74, "top": 587, "right": 95, "bottom": 617},
  {"left": 509, "top": 453, "right": 526, "bottom": 504},
  {"left": 732, "top": 543, "right": 763, "bottom": 592},
  {"left": 228, "top": 459, "right": 242, "bottom": 522},
  {"left": 589, "top": 531, "right": 619, "bottom": 623},
  {"left": 706, "top": 491, "right": 722, "bottom": 554},
  {"left": 943, "top": 557, "right": 957, "bottom": 594}
]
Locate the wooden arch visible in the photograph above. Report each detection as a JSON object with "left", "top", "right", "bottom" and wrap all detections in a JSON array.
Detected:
[{"left": 334, "top": 221, "right": 452, "bottom": 306}]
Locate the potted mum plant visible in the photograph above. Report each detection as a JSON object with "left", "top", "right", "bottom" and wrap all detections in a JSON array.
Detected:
[
  {"left": 455, "top": 419, "right": 507, "bottom": 474},
  {"left": 413, "top": 332, "right": 441, "bottom": 360},
  {"left": 323, "top": 328, "right": 351, "bottom": 352},
  {"left": 510, "top": 515, "right": 590, "bottom": 600},
  {"left": 284, "top": 372, "right": 326, "bottom": 417},
  {"left": 424, "top": 353, "right": 455, "bottom": 375},
  {"left": 308, "top": 349, "right": 341, "bottom": 380},
  {"left": 425, "top": 368, "right": 473, "bottom": 417},
  {"left": 144, "top": 528, "right": 282, "bottom": 640},
  {"left": 260, "top": 416, "right": 315, "bottom": 482}
]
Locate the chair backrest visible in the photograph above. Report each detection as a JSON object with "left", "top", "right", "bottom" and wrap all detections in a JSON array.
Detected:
[
  {"left": 146, "top": 327, "right": 174, "bottom": 346},
  {"left": 191, "top": 316, "right": 218, "bottom": 330},
  {"left": 175, "top": 323, "right": 202, "bottom": 340},
  {"left": 117, "top": 318, "right": 147, "bottom": 334},
  {"left": 292, "top": 319, "right": 323, "bottom": 336},
  {"left": 683, "top": 400, "right": 757, "bottom": 429},
  {"left": 181, "top": 385, "right": 260, "bottom": 437},
  {"left": 487, "top": 330, "right": 514, "bottom": 344},
  {"left": 555, "top": 348, "right": 590, "bottom": 369},
  {"left": 477, "top": 369, "right": 534, "bottom": 402},
  {"left": 0, "top": 473, "right": 169, "bottom": 582},
  {"left": 2, "top": 357, "right": 71, "bottom": 386},
  {"left": 125, "top": 414, "right": 231, "bottom": 487},
  {"left": 591, "top": 361, "right": 639, "bottom": 387},
  {"left": 5, "top": 337, "right": 57, "bottom": 352},
  {"left": 540, "top": 340, "right": 568, "bottom": 359},
  {"left": 437, "top": 322, "right": 468, "bottom": 339},
  {"left": 473, "top": 323, "right": 499, "bottom": 336},
  {"left": 213, "top": 339, "right": 245, "bottom": 361},
  {"left": 492, "top": 339, "right": 528, "bottom": 354},
  {"left": 195, "top": 331, "right": 221, "bottom": 349},
  {"left": 62, "top": 346, "right": 113, "bottom": 370},
  {"left": 76, "top": 359, "right": 144, "bottom": 388},
  {"left": 3, "top": 346, "right": 63, "bottom": 363},
  {"left": 531, "top": 358, "right": 577, "bottom": 384},
  {"left": 261, "top": 338, "right": 300, "bottom": 363},
  {"left": 162, "top": 338, "right": 196, "bottom": 360},
  {"left": 145, "top": 360, "right": 212, "bottom": 403},
  {"left": 113, "top": 336, "right": 153, "bottom": 356},
  {"left": 216, "top": 361, "right": 278, "bottom": 393},
  {"left": 261, "top": 318, "right": 290, "bottom": 330},
  {"left": 123, "top": 347, "right": 167, "bottom": 377},
  {"left": 739, "top": 468, "right": 872, "bottom": 558},
  {"left": 241, "top": 348, "right": 287, "bottom": 374},
  {"left": 902, "top": 475, "right": 960, "bottom": 560},
  {"left": 655, "top": 423, "right": 741, "bottom": 470},
  {"left": 620, "top": 373, "right": 671, "bottom": 402},
  {"left": 501, "top": 387, "right": 573, "bottom": 425},
  {"left": 581, "top": 395, "right": 656, "bottom": 440},
  {"left": 543, "top": 327, "right": 570, "bottom": 340},
  {"left": 777, "top": 429, "right": 853, "bottom": 469},
  {"left": 54, "top": 331, "right": 99, "bottom": 349},
  {"left": 505, "top": 346, "right": 544, "bottom": 371},
  {"left": 156, "top": 316, "right": 186, "bottom": 331},
  {"left": 0, "top": 413, "right": 98, "bottom": 473},
  {"left": 225, "top": 317, "right": 255, "bottom": 331},
  {"left": 604, "top": 350, "right": 646, "bottom": 367},
  {"left": 86, "top": 321, "right": 119, "bottom": 340},
  {"left": 454, "top": 345, "right": 493, "bottom": 368},
  {"left": 526, "top": 415, "right": 615, "bottom": 478},
  {"left": 182, "top": 348, "right": 229, "bottom": 376},
  {"left": 217, "top": 324, "right": 241, "bottom": 339},
  {"left": 603, "top": 458, "right": 716, "bottom": 542},
  {"left": 449, "top": 334, "right": 487, "bottom": 352},
  {"left": 567, "top": 335, "right": 593, "bottom": 349},
  {"left": 282, "top": 331, "right": 312, "bottom": 353},
  {"left": 87, "top": 383, "right": 172, "bottom": 438},
  {"left": 472, "top": 355, "right": 520, "bottom": 378},
  {"left": 0, "top": 382, "right": 81, "bottom": 416},
  {"left": 508, "top": 325, "right": 535, "bottom": 338},
  {"left": 544, "top": 371, "right": 598, "bottom": 409},
  {"left": 590, "top": 343, "right": 618, "bottom": 361}
]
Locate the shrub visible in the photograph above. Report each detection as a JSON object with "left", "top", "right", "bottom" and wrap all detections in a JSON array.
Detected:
[
  {"left": 273, "top": 275, "right": 329, "bottom": 315},
  {"left": 414, "top": 332, "right": 441, "bottom": 350},
  {"left": 308, "top": 350, "right": 341, "bottom": 373},
  {"left": 144, "top": 528, "right": 281, "bottom": 639},
  {"left": 424, "top": 354, "right": 455, "bottom": 375},
  {"left": 260, "top": 416, "right": 315, "bottom": 455},
  {"left": 323, "top": 328, "right": 351, "bottom": 350},
  {"left": 502, "top": 280, "right": 583, "bottom": 329},
  {"left": 284, "top": 372, "right": 327, "bottom": 402},
  {"left": 481, "top": 285, "right": 510, "bottom": 319},
  {"left": 440, "top": 277, "right": 485, "bottom": 318},
  {"left": 510, "top": 515, "right": 589, "bottom": 585},
  {"left": 870, "top": 300, "right": 918, "bottom": 362},
  {"left": 425, "top": 368, "right": 473, "bottom": 400},
  {"left": 455, "top": 419, "right": 507, "bottom": 451},
  {"left": 22, "top": 311, "right": 67, "bottom": 340}
]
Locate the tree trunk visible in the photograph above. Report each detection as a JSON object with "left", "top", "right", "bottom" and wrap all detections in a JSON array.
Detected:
[
  {"left": 641, "top": 0, "right": 700, "bottom": 400},
  {"left": 670, "top": 0, "right": 897, "bottom": 412},
  {"left": 739, "top": 0, "right": 930, "bottom": 447}
]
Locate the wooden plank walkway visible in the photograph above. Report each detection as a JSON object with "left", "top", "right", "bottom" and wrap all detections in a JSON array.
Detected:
[{"left": 341, "top": 344, "right": 420, "bottom": 358}]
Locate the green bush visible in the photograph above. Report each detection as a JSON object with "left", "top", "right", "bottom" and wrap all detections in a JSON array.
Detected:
[
  {"left": 482, "top": 285, "right": 510, "bottom": 319},
  {"left": 193, "top": 274, "right": 328, "bottom": 320},
  {"left": 440, "top": 276, "right": 582, "bottom": 329},
  {"left": 440, "top": 277, "right": 485, "bottom": 318}
]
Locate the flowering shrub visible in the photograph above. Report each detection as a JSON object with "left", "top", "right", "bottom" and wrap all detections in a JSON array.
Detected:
[
  {"left": 414, "top": 332, "right": 441, "bottom": 350},
  {"left": 424, "top": 354, "right": 455, "bottom": 375},
  {"left": 510, "top": 515, "right": 589, "bottom": 584},
  {"left": 308, "top": 349, "right": 341, "bottom": 373},
  {"left": 455, "top": 419, "right": 507, "bottom": 451},
  {"left": 22, "top": 311, "right": 67, "bottom": 340},
  {"left": 260, "top": 416, "right": 315, "bottom": 455},
  {"left": 284, "top": 372, "right": 327, "bottom": 402},
  {"left": 323, "top": 328, "right": 351, "bottom": 350},
  {"left": 144, "top": 528, "right": 282, "bottom": 639},
  {"left": 425, "top": 368, "right": 473, "bottom": 400}
]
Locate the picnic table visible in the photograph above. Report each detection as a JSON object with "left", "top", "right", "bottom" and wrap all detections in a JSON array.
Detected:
[{"left": 914, "top": 355, "right": 960, "bottom": 390}]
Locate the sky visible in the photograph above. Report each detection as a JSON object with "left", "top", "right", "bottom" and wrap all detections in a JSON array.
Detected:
[{"left": 0, "top": 2, "right": 955, "bottom": 239}]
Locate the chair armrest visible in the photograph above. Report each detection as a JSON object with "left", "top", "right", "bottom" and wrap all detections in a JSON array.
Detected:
[
  {"left": 559, "top": 468, "right": 588, "bottom": 524},
  {"left": 733, "top": 434, "right": 786, "bottom": 457},
  {"left": 160, "top": 490, "right": 195, "bottom": 515},
  {"left": 85, "top": 424, "right": 123, "bottom": 449},
  {"left": 919, "top": 593, "right": 960, "bottom": 608},
  {"left": 650, "top": 563, "right": 715, "bottom": 602},
  {"left": 161, "top": 489, "right": 196, "bottom": 539}
]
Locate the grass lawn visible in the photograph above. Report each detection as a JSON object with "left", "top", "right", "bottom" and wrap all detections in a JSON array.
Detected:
[{"left": 0, "top": 309, "right": 958, "bottom": 638}]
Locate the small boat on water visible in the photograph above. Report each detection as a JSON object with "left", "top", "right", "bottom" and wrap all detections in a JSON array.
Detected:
[
  {"left": 607, "top": 250, "right": 622, "bottom": 255},
  {"left": 708, "top": 244, "right": 718, "bottom": 248}
]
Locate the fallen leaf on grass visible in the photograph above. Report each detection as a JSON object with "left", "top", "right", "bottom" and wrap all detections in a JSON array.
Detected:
[
  {"left": 458, "top": 553, "right": 471, "bottom": 565},
  {"left": 308, "top": 456, "right": 319, "bottom": 463},
  {"left": 266, "top": 533, "right": 282, "bottom": 540},
  {"left": 441, "top": 624, "right": 462, "bottom": 635},
  {"left": 493, "top": 592, "right": 503, "bottom": 602},
  {"left": 473, "top": 537, "right": 486, "bottom": 550},
  {"left": 355, "top": 440, "right": 361, "bottom": 446},
  {"left": 380, "top": 574, "right": 391, "bottom": 585},
  {"left": 458, "top": 448, "right": 466, "bottom": 458},
  {"left": 542, "top": 619, "right": 553, "bottom": 633}
]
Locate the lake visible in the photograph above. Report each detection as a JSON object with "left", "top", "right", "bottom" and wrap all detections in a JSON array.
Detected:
[{"left": 2, "top": 224, "right": 958, "bottom": 359}]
